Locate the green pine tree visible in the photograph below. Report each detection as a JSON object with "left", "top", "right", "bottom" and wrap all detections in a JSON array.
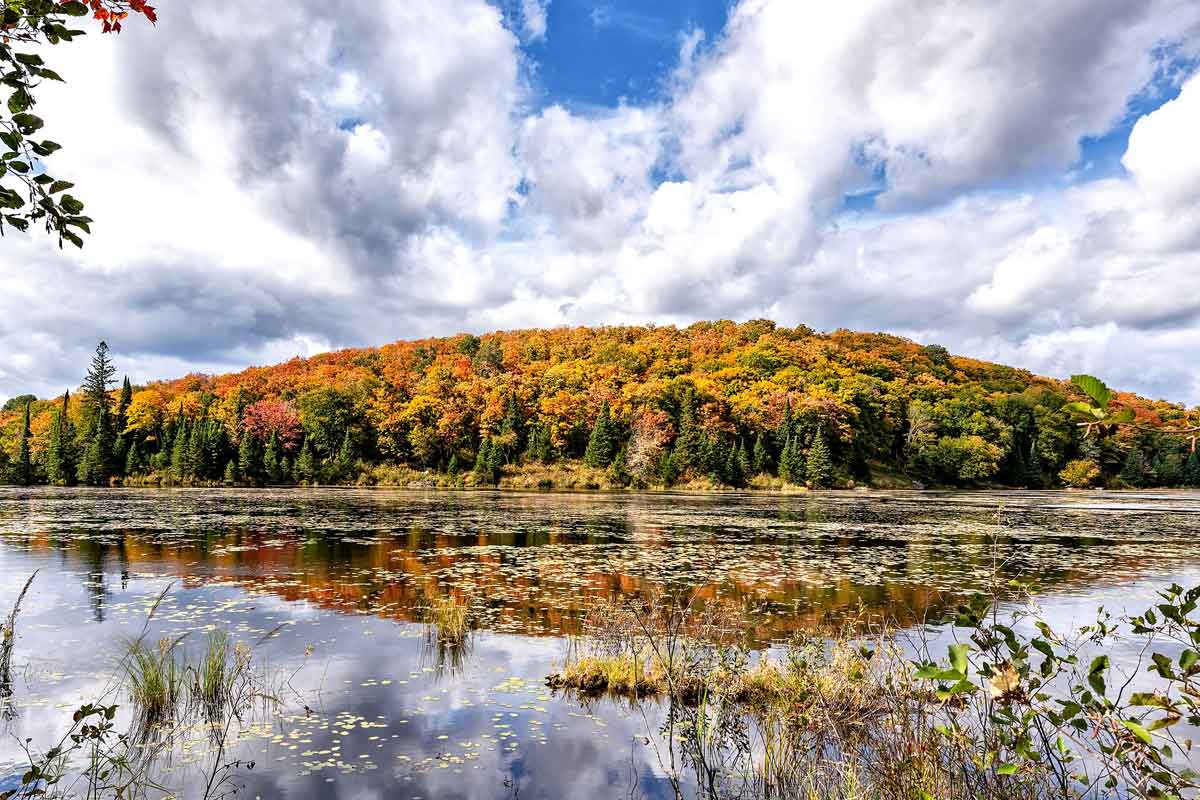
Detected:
[
  {"left": 737, "top": 439, "right": 753, "bottom": 483},
  {"left": 447, "top": 452, "right": 460, "bottom": 476},
  {"left": 673, "top": 397, "right": 702, "bottom": 473},
  {"left": 724, "top": 441, "right": 744, "bottom": 487},
  {"left": 1119, "top": 448, "right": 1147, "bottom": 488},
  {"left": 124, "top": 440, "right": 142, "bottom": 477},
  {"left": 296, "top": 438, "right": 316, "bottom": 483},
  {"left": 780, "top": 435, "right": 806, "bottom": 484},
  {"left": 237, "top": 431, "right": 258, "bottom": 482},
  {"left": 80, "top": 341, "right": 116, "bottom": 444},
  {"left": 336, "top": 430, "right": 354, "bottom": 476},
  {"left": 806, "top": 430, "right": 833, "bottom": 488},
  {"left": 751, "top": 433, "right": 770, "bottom": 476},
  {"left": 775, "top": 397, "right": 794, "bottom": 460},
  {"left": 78, "top": 407, "right": 115, "bottom": 486},
  {"left": 115, "top": 376, "right": 132, "bottom": 447},
  {"left": 263, "top": 431, "right": 283, "bottom": 484},
  {"left": 606, "top": 443, "right": 630, "bottom": 486},
  {"left": 223, "top": 460, "right": 236, "bottom": 484},
  {"left": 1183, "top": 449, "right": 1200, "bottom": 488},
  {"left": 584, "top": 401, "right": 617, "bottom": 468},
  {"left": 14, "top": 402, "right": 33, "bottom": 486},
  {"left": 45, "top": 391, "right": 76, "bottom": 485},
  {"left": 170, "top": 421, "right": 189, "bottom": 482}
]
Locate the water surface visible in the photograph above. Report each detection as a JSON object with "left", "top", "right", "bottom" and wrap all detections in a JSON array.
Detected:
[{"left": 1, "top": 487, "right": 1198, "bottom": 798}]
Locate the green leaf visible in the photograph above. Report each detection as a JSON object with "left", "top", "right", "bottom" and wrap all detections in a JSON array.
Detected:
[
  {"left": 48, "top": 180, "right": 73, "bottom": 194},
  {"left": 1071, "top": 374, "right": 1113, "bottom": 409},
  {"left": 1130, "top": 692, "right": 1171, "bottom": 708},
  {"left": 59, "top": 2, "right": 89, "bottom": 16},
  {"left": 996, "top": 763, "right": 1019, "bottom": 776},
  {"left": 1180, "top": 649, "right": 1199, "bottom": 674},
  {"left": 1088, "top": 654, "right": 1109, "bottom": 695},
  {"left": 949, "top": 643, "right": 970, "bottom": 676},
  {"left": 1106, "top": 408, "right": 1135, "bottom": 424},
  {"left": 59, "top": 194, "right": 84, "bottom": 214},
  {"left": 7, "top": 88, "right": 30, "bottom": 114},
  {"left": 13, "top": 53, "right": 43, "bottom": 67},
  {"left": 1121, "top": 719, "right": 1153, "bottom": 745}
]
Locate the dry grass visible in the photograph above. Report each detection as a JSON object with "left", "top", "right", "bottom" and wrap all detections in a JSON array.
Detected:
[{"left": 423, "top": 596, "right": 471, "bottom": 647}]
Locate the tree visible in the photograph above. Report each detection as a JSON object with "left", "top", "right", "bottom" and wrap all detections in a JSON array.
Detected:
[
  {"left": 806, "top": 429, "right": 833, "bottom": 488},
  {"left": 0, "top": 0, "right": 156, "bottom": 248},
  {"left": 1059, "top": 459, "right": 1100, "bottom": 488},
  {"left": 751, "top": 433, "right": 770, "bottom": 476},
  {"left": 779, "top": 435, "right": 805, "bottom": 484},
  {"left": 737, "top": 439, "right": 752, "bottom": 484},
  {"left": 584, "top": 401, "right": 617, "bottom": 468},
  {"left": 263, "top": 431, "right": 283, "bottom": 484},
  {"left": 79, "top": 341, "right": 116, "bottom": 476},
  {"left": 223, "top": 460, "right": 236, "bottom": 484},
  {"left": 13, "top": 402, "right": 32, "bottom": 485},
  {"left": 1119, "top": 448, "right": 1147, "bottom": 488},
  {"left": 1180, "top": 448, "right": 1200, "bottom": 488},
  {"left": 673, "top": 396, "right": 702, "bottom": 473},
  {"left": 237, "top": 432, "right": 259, "bottom": 483},
  {"left": 124, "top": 439, "right": 142, "bottom": 476},
  {"left": 45, "top": 390, "right": 76, "bottom": 485},
  {"left": 169, "top": 420, "right": 189, "bottom": 482},
  {"left": 295, "top": 438, "right": 316, "bottom": 483}
]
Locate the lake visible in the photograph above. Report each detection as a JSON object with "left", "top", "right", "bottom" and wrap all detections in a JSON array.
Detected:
[{"left": 2, "top": 487, "right": 1199, "bottom": 799}]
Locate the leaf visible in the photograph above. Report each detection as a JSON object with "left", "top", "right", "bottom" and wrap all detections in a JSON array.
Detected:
[
  {"left": 60, "top": 1, "right": 90, "bottom": 16},
  {"left": 48, "top": 180, "right": 73, "bottom": 194},
  {"left": 1180, "top": 649, "right": 1199, "bottom": 674},
  {"left": 7, "top": 88, "right": 30, "bottom": 114},
  {"left": 59, "top": 194, "right": 84, "bottom": 214},
  {"left": 948, "top": 643, "right": 970, "bottom": 676},
  {"left": 1061, "top": 401, "right": 1099, "bottom": 421},
  {"left": 1130, "top": 692, "right": 1171, "bottom": 708},
  {"left": 1088, "top": 654, "right": 1109, "bottom": 695},
  {"left": 1121, "top": 719, "right": 1153, "bottom": 745},
  {"left": 1071, "top": 374, "right": 1112, "bottom": 409},
  {"left": 996, "top": 763, "right": 1019, "bottom": 776},
  {"left": 1106, "top": 408, "right": 1135, "bottom": 424}
]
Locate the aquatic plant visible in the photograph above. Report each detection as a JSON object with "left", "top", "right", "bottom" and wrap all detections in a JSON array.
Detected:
[
  {"left": 124, "top": 637, "right": 186, "bottom": 732},
  {"left": 1, "top": 571, "right": 38, "bottom": 709},
  {"left": 423, "top": 595, "right": 472, "bottom": 648}
]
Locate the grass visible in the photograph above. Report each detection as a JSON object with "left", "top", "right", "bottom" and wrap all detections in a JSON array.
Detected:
[
  {"left": 423, "top": 595, "right": 471, "bottom": 647},
  {"left": 193, "top": 631, "right": 230, "bottom": 720},
  {"left": 1, "top": 571, "right": 38, "bottom": 708},
  {"left": 125, "top": 637, "right": 186, "bottom": 731}
]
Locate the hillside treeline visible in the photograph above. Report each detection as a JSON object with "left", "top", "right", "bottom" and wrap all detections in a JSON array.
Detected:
[{"left": 2, "top": 321, "right": 1197, "bottom": 489}]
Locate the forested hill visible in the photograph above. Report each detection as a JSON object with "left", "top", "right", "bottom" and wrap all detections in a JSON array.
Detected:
[{"left": 2, "top": 320, "right": 1197, "bottom": 490}]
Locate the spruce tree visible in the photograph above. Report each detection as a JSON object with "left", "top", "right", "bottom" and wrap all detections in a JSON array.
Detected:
[
  {"left": 78, "top": 407, "right": 115, "bottom": 486},
  {"left": 296, "top": 438, "right": 315, "bottom": 483},
  {"left": 737, "top": 439, "right": 753, "bottom": 483},
  {"left": 79, "top": 342, "right": 117, "bottom": 478},
  {"left": 170, "top": 421, "right": 189, "bottom": 482},
  {"left": 1184, "top": 449, "right": 1200, "bottom": 488},
  {"left": 1119, "top": 448, "right": 1146, "bottom": 488},
  {"left": 263, "top": 431, "right": 282, "bottom": 484},
  {"left": 115, "top": 376, "right": 132, "bottom": 442},
  {"left": 806, "top": 430, "right": 833, "bottom": 488},
  {"left": 45, "top": 391, "right": 76, "bottom": 485},
  {"left": 584, "top": 401, "right": 617, "bottom": 468},
  {"left": 223, "top": 460, "right": 236, "bottom": 484},
  {"left": 336, "top": 430, "right": 354, "bottom": 475},
  {"left": 751, "top": 433, "right": 770, "bottom": 476},
  {"left": 447, "top": 452, "right": 460, "bottom": 476},
  {"left": 606, "top": 443, "right": 630, "bottom": 486},
  {"left": 673, "top": 396, "right": 702, "bottom": 472},
  {"left": 237, "top": 432, "right": 257, "bottom": 482},
  {"left": 14, "top": 402, "right": 32, "bottom": 486},
  {"left": 775, "top": 397, "right": 794, "bottom": 460},
  {"left": 780, "top": 435, "right": 806, "bottom": 484},
  {"left": 473, "top": 438, "right": 492, "bottom": 482},
  {"left": 724, "top": 441, "right": 744, "bottom": 487},
  {"left": 124, "top": 440, "right": 142, "bottom": 477}
]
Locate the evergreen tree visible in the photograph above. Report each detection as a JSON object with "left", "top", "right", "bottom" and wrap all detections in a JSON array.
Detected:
[
  {"left": 497, "top": 396, "right": 524, "bottom": 463},
  {"left": 751, "top": 433, "right": 770, "bottom": 476},
  {"left": 296, "top": 438, "right": 316, "bottom": 483},
  {"left": 584, "top": 401, "right": 618, "bottom": 468},
  {"left": 737, "top": 439, "right": 753, "bottom": 484},
  {"left": 45, "top": 391, "right": 76, "bottom": 485},
  {"left": 336, "top": 430, "right": 354, "bottom": 473},
  {"left": 1119, "top": 448, "right": 1147, "bottom": 488},
  {"left": 1184, "top": 449, "right": 1200, "bottom": 488},
  {"left": 79, "top": 341, "right": 117, "bottom": 477},
  {"left": 237, "top": 432, "right": 258, "bottom": 482},
  {"left": 474, "top": 437, "right": 502, "bottom": 485},
  {"left": 115, "top": 376, "right": 132, "bottom": 441},
  {"left": 447, "top": 452, "right": 460, "bottom": 476},
  {"left": 775, "top": 397, "right": 794, "bottom": 459},
  {"left": 806, "top": 430, "right": 833, "bottom": 488},
  {"left": 124, "top": 440, "right": 142, "bottom": 477},
  {"left": 673, "top": 396, "right": 702, "bottom": 472},
  {"left": 1026, "top": 440, "right": 1044, "bottom": 488},
  {"left": 223, "top": 460, "right": 236, "bottom": 484},
  {"left": 606, "top": 443, "right": 630, "bottom": 486},
  {"left": 524, "top": 424, "right": 553, "bottom": 463},
  {"left": 78, "top": 407, "right": 115, "bottom": 486},
  {"left": 14, "top": 402, "right": 32, "bottom": 486},
  {"left": 170, "top": 421, "right": 189, "bottom": 482},
  {"left": 263, "top": 431, "right": 283, "bottom": 484},
  {"left": 724, "top": 441, "right": 744, "bottom": 487},
  {"left": 779, "top": 435, "right": 806, "bottom": 484},
  {"left": 188, "top": 418, "right": 207, "bottom": 478}
]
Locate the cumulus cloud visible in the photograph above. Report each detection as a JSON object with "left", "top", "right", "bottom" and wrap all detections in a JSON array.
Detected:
[{"left": 1, "top": 0, "right": 1200, "bottom": 404}]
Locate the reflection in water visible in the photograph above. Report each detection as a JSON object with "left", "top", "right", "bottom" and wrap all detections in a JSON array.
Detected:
[{"left": 0, "top": 487, "right": 1198, "bottom": 798}]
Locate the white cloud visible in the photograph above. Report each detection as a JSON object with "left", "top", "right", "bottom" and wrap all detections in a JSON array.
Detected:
[{"left": 2, "top": 0, "right": 1200, "bottom": 405}]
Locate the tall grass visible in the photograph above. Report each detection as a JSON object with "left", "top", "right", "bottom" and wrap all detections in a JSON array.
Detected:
[
  {"left": 125, "top": 637, "right": 186, "bottom": 732},
  {"left": 424, "top": 595, "right": 471, "bottom": 647},
  {"left": 1, "top": 571, "right": 38, "bottom": 705}
]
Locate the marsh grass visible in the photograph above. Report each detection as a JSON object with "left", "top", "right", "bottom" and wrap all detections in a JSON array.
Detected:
[
  {"left": 125, "top": 636, "right": 186, "bottom": 734},
  {"left": 423, "top": 595, "right": 471, "bottom": 648},
  {"left": 1, "top": 571, "right": 38, "bottom": 714}
]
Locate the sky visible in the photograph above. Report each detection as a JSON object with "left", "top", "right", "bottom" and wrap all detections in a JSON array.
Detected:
[{"left": 2, "top": 0, "right": 1200, "bottom": 404}]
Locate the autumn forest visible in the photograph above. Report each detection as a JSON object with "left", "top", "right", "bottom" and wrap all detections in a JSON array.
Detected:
[{"left": 1, "top": 320, "right": 1196, "bottom": 492}]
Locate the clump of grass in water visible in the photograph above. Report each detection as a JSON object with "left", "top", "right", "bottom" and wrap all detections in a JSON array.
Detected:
[
  {"left": 193, "top": 630, "right": 230, "bottom": 721},
  {"left": 125, "top": 636, "right": 186, "bottom": 732},
  {"left": 424, "top": 596, "right": 471, "bottom": 647}
]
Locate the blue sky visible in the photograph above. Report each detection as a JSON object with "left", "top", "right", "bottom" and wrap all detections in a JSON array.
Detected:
[{"left": 3, "top": 0, "right": 1200, "bottom": 405}]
